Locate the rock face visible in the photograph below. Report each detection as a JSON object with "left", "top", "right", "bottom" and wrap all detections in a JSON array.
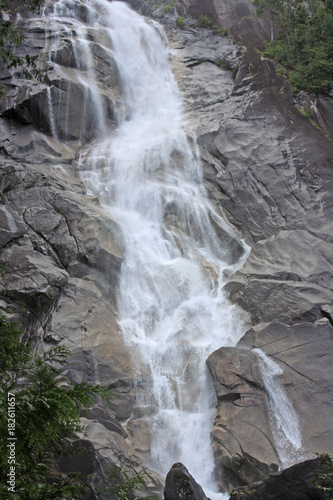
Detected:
[
  {"left": 229, "top": 457, "right": 331, "bottom": 500},
  {"left": 163, "top": 0, "right": 333, "bottom": 492},
  {"left": 164, "top": 463, "right": 210, "bottom": 500},
  {"left": 168, "top": 0, "right": 333, "bottom": 326},
  {"left": 1, "top": 0, "right": 333, "bottom": 497},
  {"left": 0, "top": 1, "right": 162, "bottom": 497},
  {"left": 207, "top": 320, "right": 333, "bottom": 490}
]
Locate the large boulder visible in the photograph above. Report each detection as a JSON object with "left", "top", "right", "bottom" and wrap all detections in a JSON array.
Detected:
[
  {"left": 229, "top": 457, "right": 331, "bottom": 500},
  {"left": 164, "top": 463, "right": 210, "bottom": 500},
  {"left": 207, "top": 320, "right": 333, "bottom": 491}
]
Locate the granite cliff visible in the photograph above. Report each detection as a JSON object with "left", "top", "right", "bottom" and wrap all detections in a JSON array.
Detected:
[{"left": 0, "top": 0, "right": 332, "bottom": 497}]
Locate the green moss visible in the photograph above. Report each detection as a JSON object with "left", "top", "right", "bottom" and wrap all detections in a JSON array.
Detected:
[
  {"left": 297, "top": 106, "right": 332, "bottom": 141},
  {"left": 232, "top": 65, "right": 239, "bottom": 79},
  {"left": 215, "top": 59, "right": 232, "bottom": 70}
]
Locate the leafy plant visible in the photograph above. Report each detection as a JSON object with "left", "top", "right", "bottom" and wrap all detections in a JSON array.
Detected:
[
  {"left": 100, "top": 463, "right": 146, "bottom": 500},
  {"left": 163, "top": 5, "right": 172, "bottom": 14},
  {"left": 312, "top": 453, "right": 333, "bottom": 498},
  {"left": 0, "top": 314, "right": 113, "bottom": 499},
  {"left": 0, "top": 0, "right": 45, "bottom": 88},
  {"left": 275, "top": 66, "right": 283, "bottom": 77},
  {"left": 196, "top": 15, "right": 213, "bottom": 28},
  {"left": 176, "top": 17, "right": 185, "bottom": 28},
  {"left": 99, "top": 460, "right": 162, "bottom": 500},
  {"left": 256, "top": 0, "right": 333, "bottom": 94}
]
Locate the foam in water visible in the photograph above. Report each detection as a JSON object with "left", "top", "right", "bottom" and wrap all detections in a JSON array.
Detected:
[{"left": 41, "top": 1, "right": 252, "bottom": 497}]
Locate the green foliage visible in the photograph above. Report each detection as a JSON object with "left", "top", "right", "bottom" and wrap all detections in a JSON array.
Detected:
[
  {"left": 0, "top": 314, "right": 113, "bottom": 499},
  {"left": 232, "top": 65, "right": 239, "bottom": 79},
  {"left": 99, "top": 461, "right": 161, "bottom": 500},
  {"left": 0, "top": 0, "right": 45, "bottom": 86},
  {"left": 275, "top": 66, "right": 284, "bottom": 77},
  {"left": 163, "top": 5, "right": 172, "bottom": 14},
  {"left": 196, "top": 15, "right": 213, "bottom": 28},
  {"left": 256, "top": 0, "right": 333, "bottom": 94},
  {"left": 297, "top": 105, "right": 331, "bottom": 139},
  {"left": 215, "top": 59, "right": 232, "bottom": 70},
  {"left": 312, "top": 453, "right": 333, "bottom": 498},
  {"left": 212, "top": 24, "right": 229, "bottom": 36},
  {"left": 100, "top": 463, "right": 147, "bottom": 500},
  {"left": 176, "top": 17, "right": 185, "bottom": 28}
]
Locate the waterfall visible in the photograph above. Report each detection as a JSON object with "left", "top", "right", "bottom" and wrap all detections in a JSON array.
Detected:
[
  {"left": 41, "top": 0, "right": 250, "bottom": 497},
  {"left": 253, "top": 348, "right": 303, "bottom": 467}
]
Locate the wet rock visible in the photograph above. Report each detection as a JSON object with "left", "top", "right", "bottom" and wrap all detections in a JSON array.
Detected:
[
  {"left": 1, "top": 11, "right": 119, "bottom": 142},
  {"left": 229, "top": 457, "right": 330, "bottom": 500},
  {"left": 207, "top": 347, "right": 279, "bottom": 490},
  {"left": 169, "top": 11, "right": 333, "bottom": 491},
  {"left": 0, "top": 205, "right": 28, "bottom": 246},
  {"left": 1, "top": 0, "right": 333, "bottom": 496},
  {"left": 164, "top": 463, "right": 210, "bottom": 500},
  {"left": 84, "top": 404, "right": 128, "bottom": 439},
  {"left": 168, "top": 0, "right": 333, "bottom": 328},
  {"left": 207, "top": 320, "right": 333, "bottom": 491}
]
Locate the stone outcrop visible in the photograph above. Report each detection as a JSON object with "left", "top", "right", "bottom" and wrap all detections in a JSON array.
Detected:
[
  {"left": 0, "top": 154, "right": 162, "bottom": 496},
  {"left": 207, "top": 320, "right": 333, "bottom": 491},
  {"left": 229, "top": 457, "right": 331, "bottom": 499},
  {"left": 1, "top": 0, "right": 333, "bottom": 497},
  {"left": 161, "top": 0, "right": 333, "bottom": 491},
  {"left": 164, "top": 463, "right": 210, "bottom": 500},
  {"left": 167, "top": 0, "right": 333, "bottom": 326}
]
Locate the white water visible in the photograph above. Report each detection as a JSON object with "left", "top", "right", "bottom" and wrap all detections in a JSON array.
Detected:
[
  {"left": 42, "top": 1, "right": 251, "bottom": 497},
  {"left": 253, "top": 348, "right": 303, "bottom": 467}
]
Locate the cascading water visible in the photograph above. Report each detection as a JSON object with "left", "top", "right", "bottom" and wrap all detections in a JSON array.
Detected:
[
  {"left": 41, "top": 0, "right": 250, "bottom": 497},
  {"left": 253, "top": 349, "right": 303, "bottom": 467}
]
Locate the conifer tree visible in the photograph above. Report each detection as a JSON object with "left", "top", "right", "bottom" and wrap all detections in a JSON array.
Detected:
[{"left": 0, "top": 314, "right": 113, "bottom": 499}]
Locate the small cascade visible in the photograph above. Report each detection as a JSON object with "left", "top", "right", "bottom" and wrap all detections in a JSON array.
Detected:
[
  {"left": 46, "top": 86, "right": 57, "bottom": 138},
  {"left": 41, "top": 0, "right": 109, "bottom": 139},
  {"left": 253, "top": 348, "right": 303, "bottom": 467}
]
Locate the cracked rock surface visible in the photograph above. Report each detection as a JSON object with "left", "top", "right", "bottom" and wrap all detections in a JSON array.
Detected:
[
  {"left": 1, "top": 0, "right": 333, "bottom": 495},
  {"left": 164, "top": 0, "right": 333, "bottom": 491}
]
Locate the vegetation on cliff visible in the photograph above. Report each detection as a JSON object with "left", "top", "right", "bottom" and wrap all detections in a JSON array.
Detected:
[
  {"left": 0, "top": 314, "right": 112, "bottom": 499},
  {"left": 0, "top": 0, "right": 44, "bottom": 85},
  {"left": 255, "top": 0, "right": 333, "bottom": 93}
]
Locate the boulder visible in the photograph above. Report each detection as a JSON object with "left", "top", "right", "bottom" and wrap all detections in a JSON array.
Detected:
[
  {"left": 229, "top": 457, "right": 331, "bottom": 500},
  {"left": 207, "top": 320, "right": 333, "bottom": 491},
  {"left": 164, "top": 463, "right": 210, "bottom": 500}
]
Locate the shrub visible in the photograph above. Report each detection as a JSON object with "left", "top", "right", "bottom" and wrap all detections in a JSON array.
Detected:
[
  {"left": 196, "top": 14, "right": 212, "bottom": 28},
  {"left": 176, "top": 17, "right": 185, "bottom": 28},
  {"left": 312, "top": 453, "right": 333, "bottom": 497}
]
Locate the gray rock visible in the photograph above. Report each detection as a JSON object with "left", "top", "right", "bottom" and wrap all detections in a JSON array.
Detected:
[
  {"left": 164, "top": 463, "right": 210, "bottom": 500},
  {"left": 207, "top": 347, "right": 279, "bottom": 490},
  {"left": 229, "top": 457, "right": 331, "bottom": 500},
  {"left": 0, "top": 205, "right": 28, "bottom": 247},
  {"left": 1, "top": 0, "right": 333, "bottom": 496},
  {"left": 207, "top": 320, "right": 333, "bottom": 491}
]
